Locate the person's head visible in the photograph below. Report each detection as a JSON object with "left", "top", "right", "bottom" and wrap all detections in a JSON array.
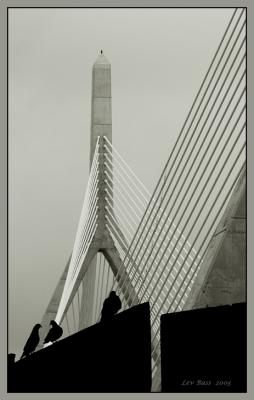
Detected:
[{"left": 110, "top": 291, "right": 116, "bottom": 296}]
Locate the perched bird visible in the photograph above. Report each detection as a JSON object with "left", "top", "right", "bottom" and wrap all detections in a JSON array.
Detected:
[
  {"left": 20, "top": 323, "right": 42, "bottom": 359},
  {"left": 43, "top": 320, "right": 63, "bottom": 344},
  {"left": 100, "top": 291, "right": 122, "bottom": 322}
]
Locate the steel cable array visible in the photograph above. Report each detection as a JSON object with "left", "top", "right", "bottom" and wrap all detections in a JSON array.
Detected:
[
  {"left": 106, "top": 8, "right": 246, "bottom": 376},
  {"left": 55, "top": 137, "right": 100, "bottom": 324},
  {"left": 48, "top": 8, "right": 245, "bottom": 385}
]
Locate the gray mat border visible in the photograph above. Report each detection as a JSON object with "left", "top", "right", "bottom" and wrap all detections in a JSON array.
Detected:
[{"left": 0, "top": 1, "right": 251, "bottom": 399}]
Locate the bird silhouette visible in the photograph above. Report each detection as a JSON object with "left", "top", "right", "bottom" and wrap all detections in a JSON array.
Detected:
[
  {"left": 20, "top": 323, "right": 42, "bottom": 359},
  {"left": 43, "top": 320, "right": 63, "bottom": 344},
  {"left": 100, "top": 291, "right": 122, "bottom": 321}
]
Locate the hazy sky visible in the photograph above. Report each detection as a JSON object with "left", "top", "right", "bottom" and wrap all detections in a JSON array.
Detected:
[{"left": 9, "top": 7, "right": 233, "bottom": 357}]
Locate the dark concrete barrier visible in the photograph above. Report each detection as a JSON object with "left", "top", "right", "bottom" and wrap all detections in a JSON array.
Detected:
[
  {"left": 161, "top": 302, "right": 246, "bottom": 392},
  {"left": 8, "top": 302, "right": 151, "bottom": 393}
]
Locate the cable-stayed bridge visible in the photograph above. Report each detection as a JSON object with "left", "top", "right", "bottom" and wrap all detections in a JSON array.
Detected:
[{"left": 38, "top": 8, "right": 246, "bottom": 391}]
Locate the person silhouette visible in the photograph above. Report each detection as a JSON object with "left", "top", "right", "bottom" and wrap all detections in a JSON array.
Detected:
[{"left": 100, "top": 291, "right": 122, "bottom": 322}]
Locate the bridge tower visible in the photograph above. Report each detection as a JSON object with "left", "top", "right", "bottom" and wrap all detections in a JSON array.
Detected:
[
  {"left": 36, "top": 9, "right": 246, "bottom": 388},
  {"left": 38, "top": 52, "right": 140, "bottom": 346}
]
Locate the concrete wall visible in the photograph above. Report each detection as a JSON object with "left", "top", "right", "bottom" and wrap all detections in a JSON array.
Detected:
[
  {"left": 160, "top": 303, "right": 247, "bottom": 392},
  {"left": 9, "top": 302, "right": 152, "bottom": 393}
]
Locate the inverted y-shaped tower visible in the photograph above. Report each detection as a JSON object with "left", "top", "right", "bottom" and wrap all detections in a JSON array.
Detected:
[
  {"left": 38, "top": 52, "right": 140, "bottom": 346},
  {"left": 36, "top": 10, "right": 246, "bottom": 388}
]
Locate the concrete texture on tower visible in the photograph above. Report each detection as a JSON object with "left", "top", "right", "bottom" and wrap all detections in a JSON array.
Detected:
[
  {"left": 90, "top": 53, "right": 112, "bottom": 167},
  {"left": 81, "top": 53, "right": 112, "bottom": 328},
  {"left": 77, "top": 52, "right": 140, "bottom": 330},
  {"left": 183, "top": 167, "right": 246, "bottom": 310}
]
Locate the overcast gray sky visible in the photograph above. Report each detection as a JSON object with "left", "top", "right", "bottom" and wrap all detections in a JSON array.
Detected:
[{"left": 9, "top": 7, "right": 233, "bottom": 357}]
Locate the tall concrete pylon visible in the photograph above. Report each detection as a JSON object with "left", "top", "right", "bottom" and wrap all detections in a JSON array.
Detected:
[
  {"left": 38, "top": 52, "right": 139, "bottom": 348},
  {"left": 79, "top": 51, "right": 113, "bottom": 329},
  {"left": 183, "top": 166, "right": 246, "bottom": 310},
  {"left": 90, "top": 51, "right": 112, "bottom": 166}
]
